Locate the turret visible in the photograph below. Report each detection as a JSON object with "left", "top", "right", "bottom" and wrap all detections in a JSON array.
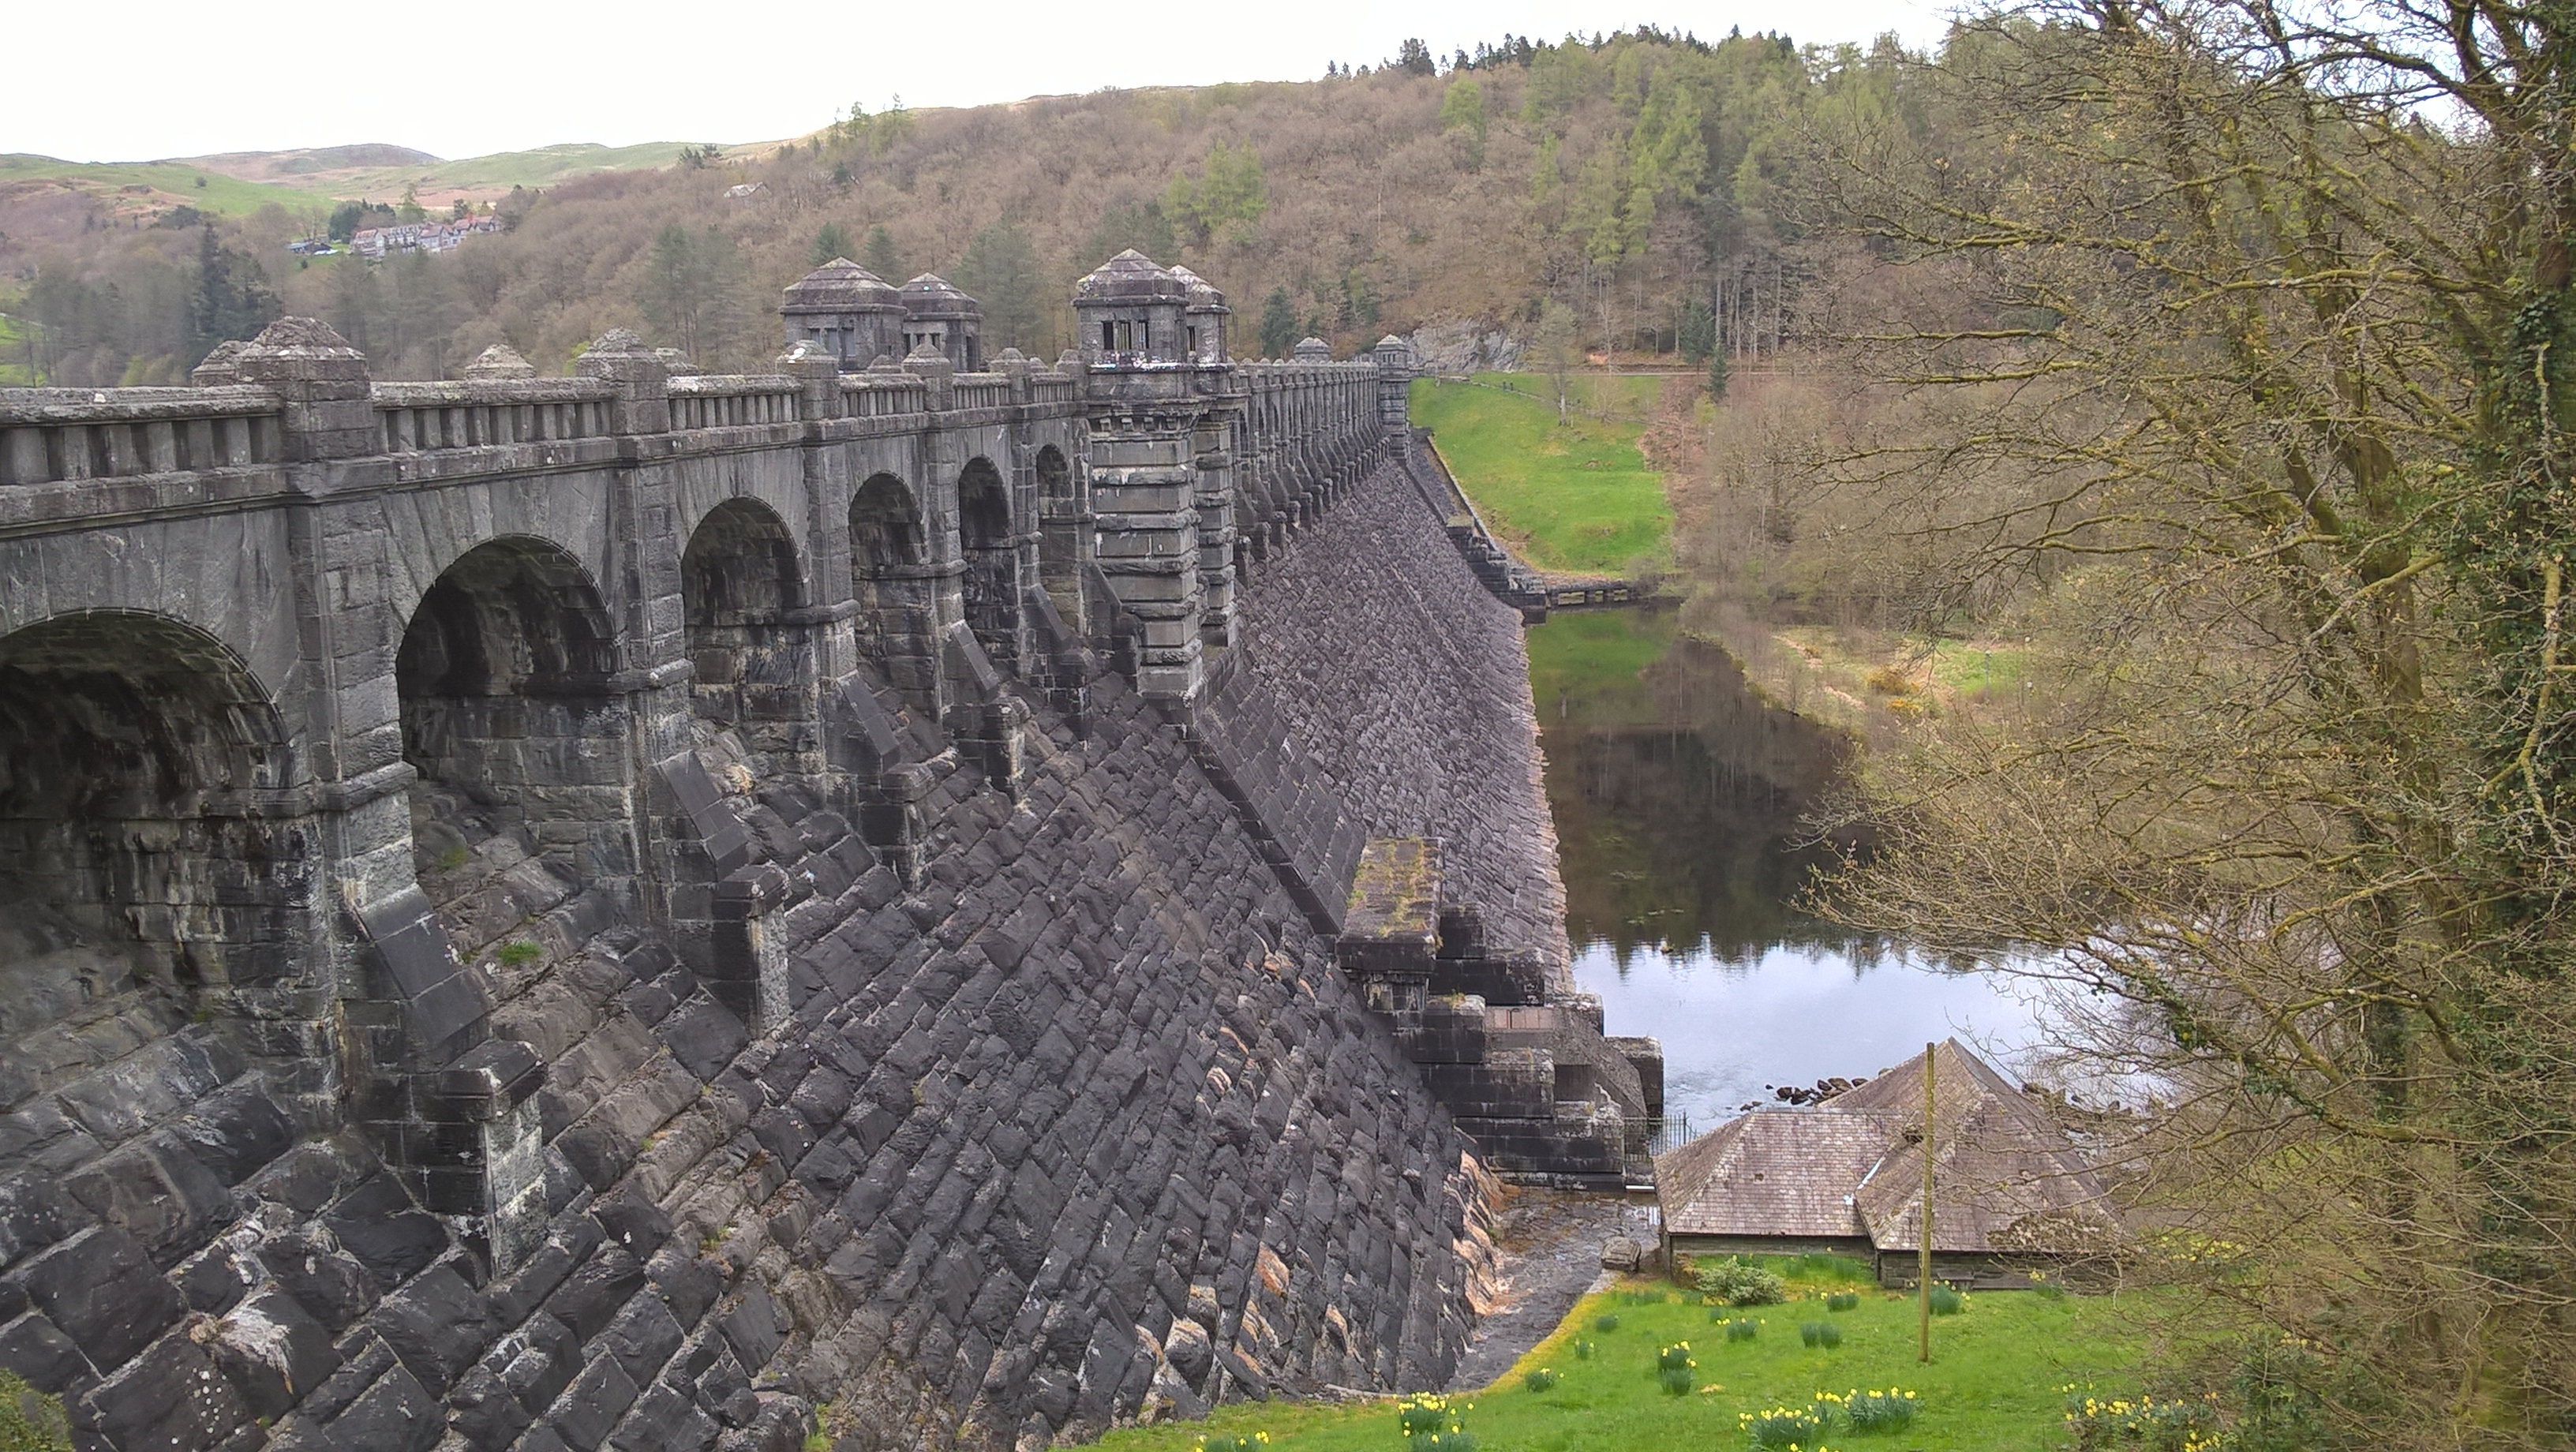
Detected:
[
  {"left": 780, "top": 258, "right": 906, "bottom": 370},
  {"left": 898, "top": 273, "right": 984, "bottom": 372},
  {"left": 1291, "top": 336, "right": 1334, "bottom": 363},
  {"left": 1372, "top": 334, "right": 1414, "bottom": 428},
  {"left": 1169, "top": 265, "right": 1230, "bottom": 364},
  {"left": 1073, "top": 250, "right": 1191, "bottom": 366}
]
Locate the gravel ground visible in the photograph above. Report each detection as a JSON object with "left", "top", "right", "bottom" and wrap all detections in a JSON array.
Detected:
[{"left": 1446, "top": 1190, "right": 1661, "bottom": 1391}]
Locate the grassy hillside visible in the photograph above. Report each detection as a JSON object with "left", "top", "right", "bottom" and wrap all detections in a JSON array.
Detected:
[
  {"left": 177, "top": 140, "right": 791, "bottom": 208},
  {"left": 1411, "top": 373, "right": 1674, "bottom": 575},
  {"left": 1098, "top": 1264, "right": 2166, "bottom": 1452},
  {"left": 0, "top": 154, "right": 336, "bottom": 220}
]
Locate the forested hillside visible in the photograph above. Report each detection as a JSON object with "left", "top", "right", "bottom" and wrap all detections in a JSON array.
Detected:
[{"left": 0, "top": 28, "right": 1879, "bottom": 382}]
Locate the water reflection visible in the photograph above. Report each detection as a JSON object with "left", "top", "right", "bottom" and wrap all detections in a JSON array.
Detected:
[{"left": 1530, "top": 609, "right": 2046, "bottom": 1130}]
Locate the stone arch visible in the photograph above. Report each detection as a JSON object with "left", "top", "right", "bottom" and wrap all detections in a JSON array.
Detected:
[
  {"left": 957, "top": 455, "right": 1020, "bottom": 672},
  {"left": 1035, "top": 443, "right": 1083, "bottom": 623},
  {"left": 682, "top": 498, "right": 814, "bottom": 761},
  {"left": 0, "top": 611, "right": 316, "bottom": 1156},
  {"left": 396, "top": 537, "right": 636, "bottom": 927},
  {"left": 849, "top": 472, "right": 938, "bottom": 708}
]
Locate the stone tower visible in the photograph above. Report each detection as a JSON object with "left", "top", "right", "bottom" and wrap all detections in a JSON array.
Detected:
[{"left": 1072, "top": 251, "right": 1242, "bottom": 699}]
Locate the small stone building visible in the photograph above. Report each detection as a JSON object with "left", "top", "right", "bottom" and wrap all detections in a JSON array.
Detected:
[
  {"left": 1656, "top": 1039, "right": 2122, "bottom": 1288},
  {"left": 779, "top": 257, "right": 906, "bottom": 369},
  {"left": 897, "top": 273, "right": 983, "bottom": 370}
]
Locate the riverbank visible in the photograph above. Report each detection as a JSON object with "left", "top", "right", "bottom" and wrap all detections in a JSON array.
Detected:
[{"left": 1098, "top": 1259, "right": 2163, "bottom": 1452}]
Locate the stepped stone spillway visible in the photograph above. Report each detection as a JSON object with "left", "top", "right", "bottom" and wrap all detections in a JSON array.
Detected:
[{"left": 0, "top": 255, "right": 1652, "bottom": 1450}]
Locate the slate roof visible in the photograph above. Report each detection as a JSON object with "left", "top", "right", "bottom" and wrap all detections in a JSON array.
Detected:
[
  {"left": 1653, "top": 1039, "right": 2122, "bottom": 1256},
  {"left": 1168, "top": 264, "right": 1228, "bottom": 311},
  {"left": 784, "top": 258, "right": 903, "bottom": 311},
  {"left": 1839, "top": 1040, "right": 2121, "bottom": 1255},
  {"left": 899, "top": 273, "right": 981, "bottom": 320},
  {"left": 1656, "top": 1108, "right": 1896, "bottom": 1239},
  {"left": 1075, "top": 249, "right": 1186, "bottom": 304}
]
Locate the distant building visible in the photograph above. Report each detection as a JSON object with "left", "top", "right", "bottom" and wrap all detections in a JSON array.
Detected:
[
  {"left": 349, "top": 214, "right": 502, "bottom": 260},
  {"left": 1655, "top": 1039, "right": 2123, "bottom": 1288},
  {"left": 721, "top": 182, "right": 769, "bottom": 200}
]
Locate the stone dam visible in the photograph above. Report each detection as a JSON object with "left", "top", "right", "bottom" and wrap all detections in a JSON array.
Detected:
[{"left": 0, "top": 253, "right": 1660, "bottom": 1451}]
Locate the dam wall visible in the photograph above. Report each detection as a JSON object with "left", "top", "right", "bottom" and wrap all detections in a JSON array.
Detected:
[
  {"left": 0, "top": 245, "right": 1639, "bottom": 1450},
  {"left": 0, "top": 274, "right": 1555, "bottom": 1452}
]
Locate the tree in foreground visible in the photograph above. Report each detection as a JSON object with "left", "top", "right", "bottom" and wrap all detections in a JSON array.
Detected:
[{"left": 1798, "top": 4, "right": 2576, "bottom": 1444}]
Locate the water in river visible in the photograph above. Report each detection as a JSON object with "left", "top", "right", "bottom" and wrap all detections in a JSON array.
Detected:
[{"left": 1528, "top": 608, "right": 2049, "bottom": 1134}]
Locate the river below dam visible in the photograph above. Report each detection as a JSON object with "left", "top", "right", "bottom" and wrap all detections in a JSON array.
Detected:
[{"left": 1528, "top": 608, "right": 2049, "bottom": 1137}]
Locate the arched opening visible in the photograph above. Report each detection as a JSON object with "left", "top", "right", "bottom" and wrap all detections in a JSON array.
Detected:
[
  {"left": 850, "top": 473, "right": 938, "bottom": 708},
  {"left": 397, "top": 538, "right": 634, "bottom": 932},
  {"left": 1035, "top": 444, "right": 1082, "bottom": 625},
  {"left": 958, "top": 456, "right": 1020, "bottom": 672},
  {"left": 0, "top": 612, "right": 310, "bottom": 1147},
  {"left": 682, "top": 499, "right": 813, "bottom": 763}
]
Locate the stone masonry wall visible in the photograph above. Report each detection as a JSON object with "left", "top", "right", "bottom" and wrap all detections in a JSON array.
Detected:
[
  {"left": 1201, "top": 463, "right": 1572, "bottom": 976},
  {"left": 0, "top": 655, "right": 1496, "bottom": 1452}
]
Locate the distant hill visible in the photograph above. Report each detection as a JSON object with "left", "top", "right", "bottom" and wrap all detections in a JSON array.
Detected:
[
  {"left": 170, "top": 144, "right": 443, "bottom": 179},
  {"left": 2, "top": 28, "right": 1840, "bottom": 386},
  {"left": 0, "top": 153, "right": 337, "bottom": 222},
  {"left": 173, "top": 140, "right": 797, "bottom": 209}
]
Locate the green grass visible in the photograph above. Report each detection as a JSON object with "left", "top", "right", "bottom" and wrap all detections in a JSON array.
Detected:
[
  {"left": 1410, "top": 373, "right": 1673, "bottom": 575},
  {"left": 0, "top": 154, "right": 336, "bottom": 218},
  {"left": 1098, "top": 1266, "right": 2159, "bottom": 1452},
  {"left": 318, "top": 141, "right": 724, "bottom": 198}
]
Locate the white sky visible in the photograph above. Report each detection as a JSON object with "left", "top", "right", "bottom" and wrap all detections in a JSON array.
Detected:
[{"left": 7, "top": 0, "right": 1956, "bottom": 164}]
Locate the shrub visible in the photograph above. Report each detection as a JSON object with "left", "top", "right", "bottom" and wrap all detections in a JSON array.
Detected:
[
  {"left": 1800, "top": 1321, "right": 1844, "bottom": 1349},
  {"left": 1865, "top": 664, "right": 1915, "bottom": 695},
  {"left": 496, "top": 939, "right": 542, "bottom": 967},
  {"left": 1589, "top": 1312, "right": 1621, "bottom": 1333},
  {"left": 1521, "top": 1368, "right": 1557, "bottom": 1393},
  {"left": 1825, "top": 1291, "right": 1861, "bottom": 1312},
  {"left": 1720, "top": 1317, "right": 1761, "bottom": 1343},
  {"left": 1571, "top": 1338, "right": 1596, "bottom": 1360},
  {"left": 1416, "top": 1436, "right": 1476, "bottom": 1452},
  {"left": 2064, "top": 1390, "right": 2218, "bottom": 1452},
  {"left": 1741, "top": 1404, "right": 1832, "bottom": 1447},
  {"left": 1929, "top": 1284, "right": 1968, "bottom": 1316},
  {"left": 1696, "top": 1256, "right": 1788, "bottom": 1306},
  {"left": 1657, "top": 1366, "right": 1694, "bottom": 1396},
  {"left": 1846, "top": 1389, "right": 1920, "bottom": 1433},
  {"left": 1196, "top": 1437, "right": 1271, "bottom": 1452}
]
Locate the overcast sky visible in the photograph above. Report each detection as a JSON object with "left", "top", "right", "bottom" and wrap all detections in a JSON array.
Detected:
[{"left": 7, "top": 0, "right": 1956, "bottom": 164}]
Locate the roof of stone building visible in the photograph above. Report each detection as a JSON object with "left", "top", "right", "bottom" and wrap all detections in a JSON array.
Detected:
[
  {"left": 1169, "top": 264, "right": 1229, "bottom": 311},
  {"left": 1655, "top": 1040, "right": 2123, "bottom": 1256},
  {"left": 899, "top": 273, "right": 982, "bottom": 320},
  {"left": 1838, "top": 1039, "right": 2122, "bottom": 1255},
  {"left": 1075, "top": 249, "right": 1187, "bottom": 304},
  {"left": 1656, "top": 1108, "right": 1898, "bottom": 1240},
  {"left": 784, "top": 258, "right": 903, "bottom": 312},
  {"left": 1292, "top": 337, "right": 1334, "bottom": 361}
]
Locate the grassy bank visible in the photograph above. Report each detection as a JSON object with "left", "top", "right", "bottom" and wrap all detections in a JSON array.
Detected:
[
  {"left": 1099, "top": 1260, "right": 2161, "bottom": 1452},
  {"left": 1409, "top": 374, "right": 1673, "bottom": 576}
]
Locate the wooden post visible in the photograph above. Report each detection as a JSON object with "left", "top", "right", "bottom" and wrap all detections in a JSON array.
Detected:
[{"left": 1919, "top": 1040, "right": 1935, "bottom": 1364}]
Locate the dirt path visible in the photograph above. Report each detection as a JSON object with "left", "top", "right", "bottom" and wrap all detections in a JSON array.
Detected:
[{"left": 1445, "top": 1190, "right": 1661, "bottom": 1392}]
